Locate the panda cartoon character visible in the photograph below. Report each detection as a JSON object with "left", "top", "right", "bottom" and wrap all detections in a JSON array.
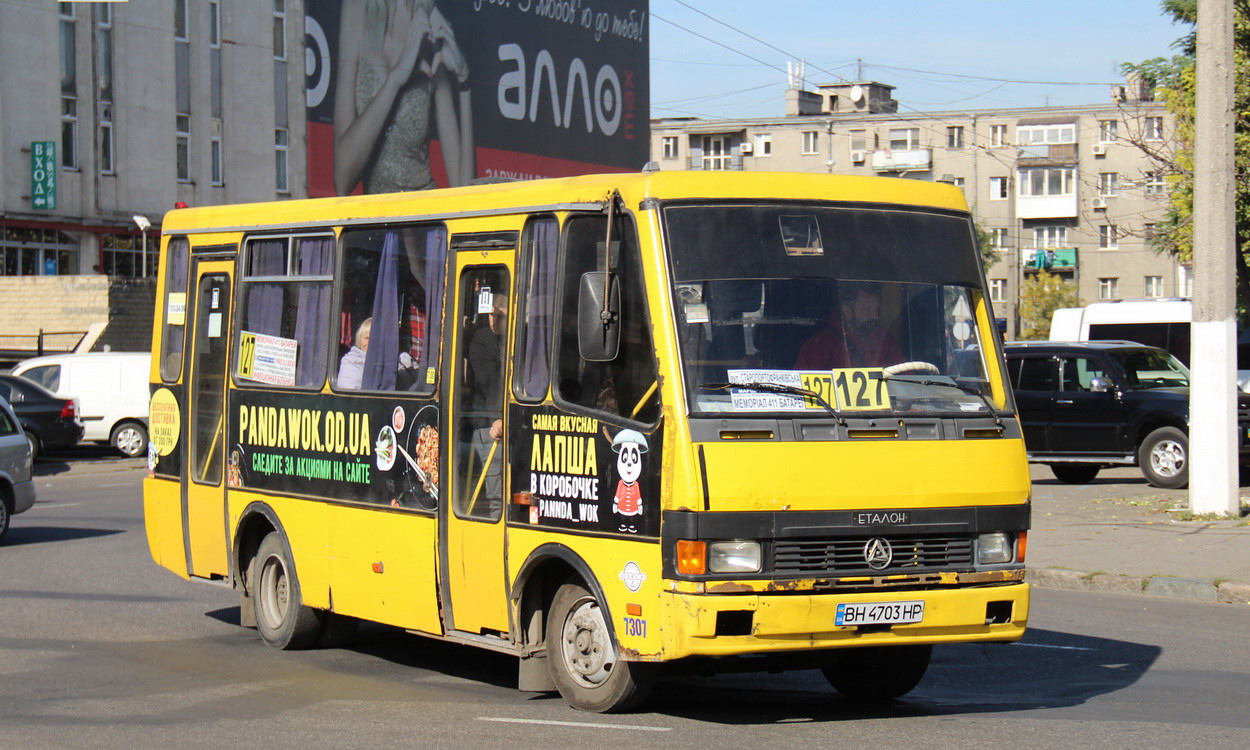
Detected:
[{"left": 611, "top": 429, "right": 649, "bottom": 532}]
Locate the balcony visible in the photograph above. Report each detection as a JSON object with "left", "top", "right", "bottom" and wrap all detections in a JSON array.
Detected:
[
  {"left": 1017, "top": 143, "right": 1077, "bottom": 167},
  {"left": 872, "top": 148, "right": 931, "bottom": 172}
]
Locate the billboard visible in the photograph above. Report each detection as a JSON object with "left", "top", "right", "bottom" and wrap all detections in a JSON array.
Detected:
[{"left": 304, "top": 0, "right": 649, "bottom": 197}]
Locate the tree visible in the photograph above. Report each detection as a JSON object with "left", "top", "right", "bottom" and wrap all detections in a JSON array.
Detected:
[
  {"left": 974, "top": 220, "right": 1002, "bottom": 272},
  {"left": 1121, "top": 0, "right": 1250, "bottom": 313},
  {"left": 1018, "top": 270, "right": 1081, "bottom": 340}
]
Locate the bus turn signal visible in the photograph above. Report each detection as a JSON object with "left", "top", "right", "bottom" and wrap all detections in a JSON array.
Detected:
[{"left": 677, "top": 540, "right": 707, "bottom": 575}]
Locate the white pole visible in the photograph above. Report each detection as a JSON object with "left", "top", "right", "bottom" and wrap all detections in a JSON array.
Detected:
[{"left": 1189, "top": 0, "right": 1239, "bottom": 516}]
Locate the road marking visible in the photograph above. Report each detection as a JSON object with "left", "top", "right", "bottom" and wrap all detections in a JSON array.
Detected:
[
  {"left": 36, "top": 503, "right": 82, "bottom": 509},
  {"left": 477, "top": 717, "right": 671, "bottom": 732},
  {"left": 1011, "top": 643, "right": 1094, "bottom": 651}
]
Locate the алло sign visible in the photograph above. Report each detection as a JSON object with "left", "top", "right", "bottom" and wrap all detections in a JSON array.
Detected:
[{"left": 30, "top": 141, "right": 56, "bottom": 211}]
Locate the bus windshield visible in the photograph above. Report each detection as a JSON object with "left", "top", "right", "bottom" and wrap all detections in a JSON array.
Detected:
[{"left": 664, "top": 204, "right": 996, "bottom": 417}]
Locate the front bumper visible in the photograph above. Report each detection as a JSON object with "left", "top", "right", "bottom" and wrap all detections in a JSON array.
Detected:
[
  {"left": 11, "top": 478, "right": 36, "bottom": 514},
  {"left": 658, "top": 582, "right": 1029, "bottom": 661}
]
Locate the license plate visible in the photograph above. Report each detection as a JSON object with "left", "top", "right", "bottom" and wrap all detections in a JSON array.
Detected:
[{"left": 836, "top": 600, "right": 925, "bottom": 627}]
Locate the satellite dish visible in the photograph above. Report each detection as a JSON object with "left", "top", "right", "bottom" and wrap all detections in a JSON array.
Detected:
[{"left": 849, "top": 84, "right": 864, "bottom": 103}]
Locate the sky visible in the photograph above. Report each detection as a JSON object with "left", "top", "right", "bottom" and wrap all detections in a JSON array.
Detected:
[{"left": 649, "top": 0, "right": 1189, "bottom": 120}]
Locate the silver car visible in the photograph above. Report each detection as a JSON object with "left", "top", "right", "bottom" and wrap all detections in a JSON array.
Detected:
[{"left": 0, "top": 396, "right": 36, "bottom": 544}]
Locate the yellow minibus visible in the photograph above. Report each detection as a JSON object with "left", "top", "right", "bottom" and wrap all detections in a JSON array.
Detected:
[{"left": 144, "top": 170, "right": 1030, "bottom": 712}]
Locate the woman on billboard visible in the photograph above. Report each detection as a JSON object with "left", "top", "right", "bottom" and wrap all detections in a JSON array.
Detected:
[{"left": 334, "top": 0, "right": 475, "bottom": 194}]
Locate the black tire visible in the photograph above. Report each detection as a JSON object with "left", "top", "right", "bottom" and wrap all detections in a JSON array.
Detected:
[
  {"left": 1051, "top": 464, "right": 1100, "bottom": 484},
  {"left": 110, "top": 421, "right": 148, "bottom": 458},
  {"left": 0, "top": 494, "right": 10, "bottom": 546},
  {"left": 1138, "top": 426, "right": 1188, "bottom": 489},
  {"left": 821, "top": 645, "right": 932, "bottom": 701},
  {"left": 24, "top": 431, "right": 40, "bottom": 462},
  {"left": 251, "top": 531, "right": 322, "bottom": 650},
  {"left": 545, "top": 581, "right": 655, "bottom": 713}
]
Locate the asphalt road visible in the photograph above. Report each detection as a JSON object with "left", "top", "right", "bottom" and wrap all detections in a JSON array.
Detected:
[{"left": 3, "top": 451, "right": 1249, "bottom": 747}]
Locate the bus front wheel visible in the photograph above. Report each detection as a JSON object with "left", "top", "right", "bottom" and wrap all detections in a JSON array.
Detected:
[
  {"left": 252, "top": 532, "right": 321, "bottom": 650},
  {"left": 821, "top": 644, "right": 932, "bottom": 701},
  {"left": 546, "top": 581, "right": 654, "bottom": 713}
]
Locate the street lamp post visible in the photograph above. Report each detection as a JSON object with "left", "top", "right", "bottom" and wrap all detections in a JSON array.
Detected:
[{"left": 132, "top": 214, "right": 151, "bottom": 278}]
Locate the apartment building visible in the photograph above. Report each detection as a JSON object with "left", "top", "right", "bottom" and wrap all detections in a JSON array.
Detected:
[
  {"left": 651, "top": 80, "right": 1181, "bottom": 338},
  {"left": 0, "top": 0, "right": 305, "bottom": 279}
]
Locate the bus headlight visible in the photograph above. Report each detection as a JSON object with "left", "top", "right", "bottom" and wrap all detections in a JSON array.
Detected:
[
  {"left": 977, "top": 532, "right": 1013, "bottom": 564},
  {"left": 709, "top": 541, "right": 762, "bottom": 573}
]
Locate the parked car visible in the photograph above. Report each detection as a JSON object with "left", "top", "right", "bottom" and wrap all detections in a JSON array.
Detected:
[
  {"left": 0, "top": 374, "right": 84, "bottom": 461},
  {"left": 1003, "top": 340, "right": 1250, "bottom": 489},
  {"left": 12, "top": 353, "right": 151, "bottom": 457},
  {"left": 0, "top": 396, "right": 37, "bottom": 543}
]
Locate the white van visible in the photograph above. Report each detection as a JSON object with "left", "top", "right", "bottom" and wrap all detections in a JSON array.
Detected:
[
  {"left": 1049, "top": 299, "right": 1250, "bottom": 392},
  {"left": 12, "top": 353, "right": 151, "bottom": 457}
]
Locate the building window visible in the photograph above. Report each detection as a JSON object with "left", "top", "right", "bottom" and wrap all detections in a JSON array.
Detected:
[
  {"left": 1018, "top": 167, "right": 1075, "bottom": 197},
  {"left": 989, "top": 279, "right": 1007, "bottom": 303},
  {"left": 102, "top": 233, "right": 159, "bottom": 278},
  {"left": 991, "top": 228, "right": 1009, "bottom": 248},
  {"left": 61, "top": 97, "right": 78, "bottom": 170},
  {"left": 99, "top": 103, "right": 114, "bottom": 175},
  {"left": 174, "top": 0, "right": 188, "bottom": 41},
  {"left": 1033, "top": 225, "right": 1068, "bottom": 248},
  {"left": 273, "top": 0, "right": 286, "bottom": 60},
  {"left": 275, "top": 128, "right": 289, "bottom": 192},
  {"left": 700, "top": 135, "right": 730, "bottom": 170},
  {"left": 801, "top": 131, "right": 820, "bottom": 154},
  {"left": 209, "top": 0, "right": 221, "bottom": 47},
  {"left": 946, "top": 126, "right": 965, "bottom": 149},
  {"left": 888, "top": 128, "right": 920, "bottom": 150},
  {"left": 1098, "top": 172, "right": 1118, "bottom": 197},
  {"left": 176, "top": 114, "right": 190, "bottom": 181},
  {"left": 1145, "top": 116, "right": 1164, "bottom": 141},
  {"left": 1144, "top": 171, "right": 1166, "bottom": 196},
  {"left": 1099, "top": 120, "right": 1118, "bottom": 143},
  {"left": 1143, "top": 222, "right": 1157, "bottom": 240},
  {"left": 0, "top": 228, "right": 77, "bottom": 277},
  {"left": 849, "top": 129, "right": 867, "bottom": 151},
  {"left": 1017, "top": 124, "right": 1075, "bottom": 145},
  {"left": 211, "top": 131, "right": 224, "bottom": 186},
  {"left": 989, "top": 176, "right": 1009, "bottom": 200},
  {"left": 1144, "top": 276, "right": 1164, "bottom": 298},
  {"left": 990, "top": 124, "right": 1007, "bottom": 147},
  {"left": 755, "top": 133, "right": 772, "bottom": 156},
  {"left": 1178, "top": 265, "right": 1193, "bottom": 297},
  {"left": 1098, "top": 277, "right": 1119, "bottom": 300},
  {"left": 1099, "top": 224, "right": 1119, "bottom": 249},
  {"left": 661, "top": 136, "right": 678, "bottom": 160}
]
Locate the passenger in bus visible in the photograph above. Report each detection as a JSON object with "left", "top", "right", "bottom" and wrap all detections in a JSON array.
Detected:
[
  {"left": 795, "top": 283, "right": 902, "bottom": 369},
  {"left": 467, "top": 293, "right": 507, "bottom": 508},
  {"left": 338, "top": 317, "right": 419, "bottom": 390}
]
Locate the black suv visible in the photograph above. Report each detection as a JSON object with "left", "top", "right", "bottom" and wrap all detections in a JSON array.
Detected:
[{"left": 1003, "top": 340, "right": 1250, "bottom": 488}]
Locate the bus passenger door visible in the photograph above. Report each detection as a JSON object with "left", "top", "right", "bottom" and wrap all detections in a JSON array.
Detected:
[
  {"left": 182, "top": 260, "right": 233, "bottom": 579},
  {"left": 442, "top": 259, "right": 512, "bottom": 636}
]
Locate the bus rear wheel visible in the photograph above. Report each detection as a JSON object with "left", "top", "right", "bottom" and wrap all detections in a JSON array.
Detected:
[
  {"left": 252, "top": 531, "right": 321, "bottom": 650},
  {"left": 821, "top": 645, "right": 932, "bottom": 701},
  {"left": 546, "top": 581, "right": 654, "bottom": 713}
]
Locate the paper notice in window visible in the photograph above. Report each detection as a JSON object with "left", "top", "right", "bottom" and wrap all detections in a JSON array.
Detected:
[
  {"left": 166, "top": 292, "right": 186, "bottom": 325},
  {"left": 727, "top": 369, "right": 806, "bottom": 411},
  {"left": 238, "top": 330, "right": 298, "bottom": 386}
]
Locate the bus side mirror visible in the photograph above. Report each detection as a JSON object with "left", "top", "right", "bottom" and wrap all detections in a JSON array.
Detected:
[{"left": 578, "top": 271, "right": 621, "bottom": 362}]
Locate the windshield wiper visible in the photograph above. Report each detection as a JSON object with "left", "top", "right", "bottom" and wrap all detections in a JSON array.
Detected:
[
  {"left": 885, "top": 376, "right": 1003, "bottom": 427},
  {"left": 699, "top": 381, "right": 847, "bottom": 427}
]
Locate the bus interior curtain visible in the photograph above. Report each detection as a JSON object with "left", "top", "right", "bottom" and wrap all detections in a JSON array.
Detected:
[
  {"left": 246, "top": 239, "right": 286, "bottom": 335},
  {"left": 420, "top": 227, "right": 446, "bottom": 372},
  {"left": 362, "top": 232, "right": 400, "bottom": 390},
  {"left": 521, "top": 217, "right": 558, "bottom": 396},
  {"left": 294, "top": 237, "right": 333, "bottom": 386}
]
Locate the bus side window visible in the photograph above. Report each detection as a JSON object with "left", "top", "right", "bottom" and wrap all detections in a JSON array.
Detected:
[
  {"left": 336, "top": 225, "right": 446, "bottom": 394},
  {"left": 160, "top": 237, "right": 189, "bottom": 382},
  {"left": 513, "top": 215, "right": 558, "bottom": 402},
  {"left": 555, "top": 214, "right": 660, "bottom": 424},
  {"left": 237, "top": 235, "right": 333, "bottom": 389}
]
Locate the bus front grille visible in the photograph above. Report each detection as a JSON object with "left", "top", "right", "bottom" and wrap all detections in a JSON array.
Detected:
[{"left": 772, "top": 535, "right": 974, "bottom": 576}]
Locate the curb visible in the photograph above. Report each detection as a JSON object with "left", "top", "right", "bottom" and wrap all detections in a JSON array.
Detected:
[{"left": 1029, "top": 568, "right": 1250, "bottom": 605}]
